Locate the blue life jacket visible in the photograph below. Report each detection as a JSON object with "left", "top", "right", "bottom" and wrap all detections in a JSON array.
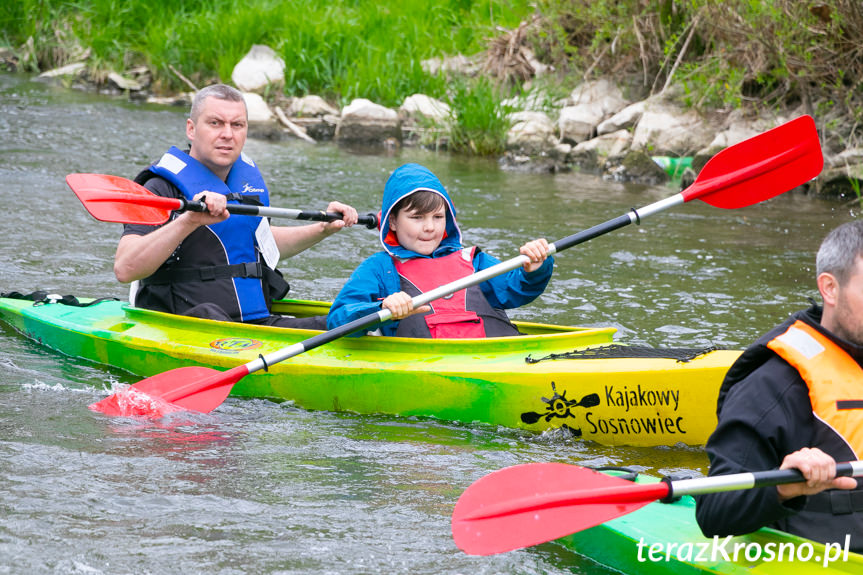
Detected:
[{"left": 143, "top": 146, "right": 274, "bottom": 321}]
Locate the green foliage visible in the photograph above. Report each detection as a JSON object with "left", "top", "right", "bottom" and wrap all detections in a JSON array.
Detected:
[
  {"left": 0, "top": 0, "right": 57, "bottom": 42},
  {"left": 528, "top": 0, "right": 862, "bottom": 119},
  {"left": 850, "top": 176, "right": 862, "bottom": 207},
  {"left": 0, "top": 0, "right": 535, "bottom": 106},
  {"left": 4, "top": 0, "right": 862, "bottom": 155},
  {"left": 678, "top": 58, "right": 744, "bottom": 109},
  {"left": 446, "top": 77, "right": 513, "bottom": 156}
]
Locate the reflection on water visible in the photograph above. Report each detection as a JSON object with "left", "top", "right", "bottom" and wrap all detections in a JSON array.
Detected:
[{"left": 0, "top": 73, "right": 858, "bottom": 574}]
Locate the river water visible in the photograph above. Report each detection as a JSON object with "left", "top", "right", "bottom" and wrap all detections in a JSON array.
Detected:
[{"left": 0, "top": 73, "right": 857, "bottom": 574}]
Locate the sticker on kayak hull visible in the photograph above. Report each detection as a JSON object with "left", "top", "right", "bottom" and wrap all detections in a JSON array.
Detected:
[
  {"left": 520, "top": 381, "right": 598, "bottom": 437},
  {"left": 521, "top": 380, "right": 689, "bottom": 441},
  {"left": 209, "top": 337, "right": 264, "bottom": 352}
]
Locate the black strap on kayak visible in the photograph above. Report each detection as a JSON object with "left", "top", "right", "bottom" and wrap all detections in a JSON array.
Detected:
[
  {"left": 525, "top": 344, "right": 722, "bottom": 364},
  {"left": 0, "top": 290, "right": 119, "bottom": 307},
  {"left": 591, "top": 466, "right": 640, "bottom": 483}
]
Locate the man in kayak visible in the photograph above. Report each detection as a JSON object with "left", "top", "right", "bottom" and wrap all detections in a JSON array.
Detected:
[
  {"left": 326, "top": 162, "right": 552, "bottom": 338},
  {"left": 114, "top": 83, "right": 358, "bottom": 329},
  {"left": 696, "top": 220, "right": 863, "bottom": 551}
]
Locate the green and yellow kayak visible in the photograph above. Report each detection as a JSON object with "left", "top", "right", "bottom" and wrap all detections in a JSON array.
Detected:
[
  {"left": 560, "top": 472, "right": 863, "bottom": 573},
  {"left": 0, "top": 296, "right": 740, "bottom": 446}
]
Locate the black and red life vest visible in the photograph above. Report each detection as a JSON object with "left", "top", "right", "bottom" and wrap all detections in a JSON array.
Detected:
[{"left": 393, "top": 247, "right": 520, "bottom": 339}]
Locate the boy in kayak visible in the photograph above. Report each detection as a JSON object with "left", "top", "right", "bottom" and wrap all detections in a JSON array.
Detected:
[
  {"left": 326, "top": 162, "right": 553, "bottom": 338},
  {"left": 115, "top": 83, "right": 358, "bottom": 329},
  {"left": 695, "top": 220, "right": 863, "bottom": 552}
]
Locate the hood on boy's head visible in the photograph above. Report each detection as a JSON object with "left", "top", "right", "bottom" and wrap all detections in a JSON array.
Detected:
[{"left": 379, "top": 163, "right": 462, "bottom": 258}]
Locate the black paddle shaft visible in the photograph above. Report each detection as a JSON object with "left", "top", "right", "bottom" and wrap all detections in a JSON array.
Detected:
[
  {"left": 183, "top": 197, "right": 379, "bottom": 229},
  {"left": 551, "top": 193, "right": 688, "bottom": 254},
  {"left": 552, "top": 213, "right": 636, "bottom": 254}
]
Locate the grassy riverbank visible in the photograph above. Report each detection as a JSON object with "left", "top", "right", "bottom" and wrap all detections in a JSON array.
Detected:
[
  {"left": 2, "top": 1, "right": 861, "bottom": 154},
  {"left": 1, "top": 0, "right": 534, "bottom": 101}
]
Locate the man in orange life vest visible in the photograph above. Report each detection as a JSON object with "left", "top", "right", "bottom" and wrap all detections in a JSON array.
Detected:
[
  {"left": 696, "top": 220, "right": 863, "bottom": 551},
  {"left": 326, "top": 162, "right": 553, "bottom": 338}
]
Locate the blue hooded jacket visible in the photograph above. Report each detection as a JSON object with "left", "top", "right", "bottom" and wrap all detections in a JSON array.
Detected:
[{"left": 326, "top": 163, "right": 553, "bottom": 335}]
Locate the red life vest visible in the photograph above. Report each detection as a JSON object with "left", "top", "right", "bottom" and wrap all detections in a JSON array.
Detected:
[
  {"left": 393, "top": 247, "right": 519, "bottom": 339},
  {"left": 767, "top": 320, "right": 863, "bottom": 457}
]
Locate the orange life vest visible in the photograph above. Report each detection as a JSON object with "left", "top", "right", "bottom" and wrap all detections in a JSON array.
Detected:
[{"left": 767, "top": 320, "right": 863, "bottom": 458}]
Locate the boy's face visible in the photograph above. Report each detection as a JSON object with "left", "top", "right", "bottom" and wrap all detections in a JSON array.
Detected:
[{"left": 389, "top": 204, "right": 447, "bottom": 255}]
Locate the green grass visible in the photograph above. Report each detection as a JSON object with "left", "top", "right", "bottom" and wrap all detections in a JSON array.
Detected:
[
  {"left": 446, "top": 77, "right": 515, "bottom": 155},
  {"left": 1, "top": 0, "right": 535, "bottom": 153},
  {"left": 6, "top": 1, "right": 858, "bottom": 157},
  {"left": 1, "top": 0, "right": 541, "bottom": 154},
  {"left": 1, "top": 0, "right": 535, "bottom": 105}
]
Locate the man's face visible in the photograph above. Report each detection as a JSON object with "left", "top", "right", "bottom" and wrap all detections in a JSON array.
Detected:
[
  {"left": 824, "top": 256, "right": 863, "bottom": 346},
  {"left": 186, "top": 97, "right": 247, "bottom": 179}
]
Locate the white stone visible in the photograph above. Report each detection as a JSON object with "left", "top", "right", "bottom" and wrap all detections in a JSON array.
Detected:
[
  {"left": 288, "top": 95, "right": 339, "bottom": 117},
  {"left": 558, "top": 80, "right": 628, "bottom": 144},
  {"left": 572, "top": 129, "right": 632, "bottom": 159},
  {"left": 38, "top": 62, "right": 86, "bottom": 78},
  {"left": 341, "top": 99, "right": 398, "bottom": 121},
  {"left": 336, "top": 99, "right": 401, "bottom": 143},
  {"left": 559, "top": 104, "right": 604, "bottom": 144},
  {"left": 507, "top": 111, "right": 556, "bottom": 151},
  {"left": 568, "top": 79, "right": 627, "bottom": 114},
  {"left": 597, "top": 101, "right": 646, "bottom": 135},
  {"left": 231, "top": 45, "right": 285, "bottom": 93},
  {"left": 631, "top": 103, "right": 715, "bottom": 154},
  {"left": 242, "top": 92, "right": 274, "bottom": 123},
  {"left": 107, "top": 72, "right": 142, "bottom": 91},
  {"left": 399, "top": 94, "right": 452, "bottom": 121}
]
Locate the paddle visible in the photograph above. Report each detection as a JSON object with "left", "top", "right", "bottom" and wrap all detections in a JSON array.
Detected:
[
  {"left": 88, "top": 114, "right": 822, "bottom": 418},
  {"left": 452, "top": 460, "right": 863, "bottom": 555},
  {"left": 65, "top": 173, "right": 379, "bottom": 228}
]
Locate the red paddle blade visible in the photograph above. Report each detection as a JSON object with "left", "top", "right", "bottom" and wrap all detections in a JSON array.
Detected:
[
  {"left": 452, "top": 463, "right": 668, "bottom": 556},
  {"left": 682, "top": 115, "right": 822, "bottom": 208},
  {"left": 88, "top": 384, "right": 188, "bottom": 418},
  {"left": 66, "top": 173, "right": 181, "bottom": 225},
  {"left": 88, "top": 365, "right": 249, "bottom": 417}
]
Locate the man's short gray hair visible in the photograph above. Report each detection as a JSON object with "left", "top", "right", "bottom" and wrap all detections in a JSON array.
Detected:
[
  {"left": 190, "top": 84, "right": 246, "bottom": 122},
  {"left": 816, "top": 220, "right": 863, "bottom": 285}
]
